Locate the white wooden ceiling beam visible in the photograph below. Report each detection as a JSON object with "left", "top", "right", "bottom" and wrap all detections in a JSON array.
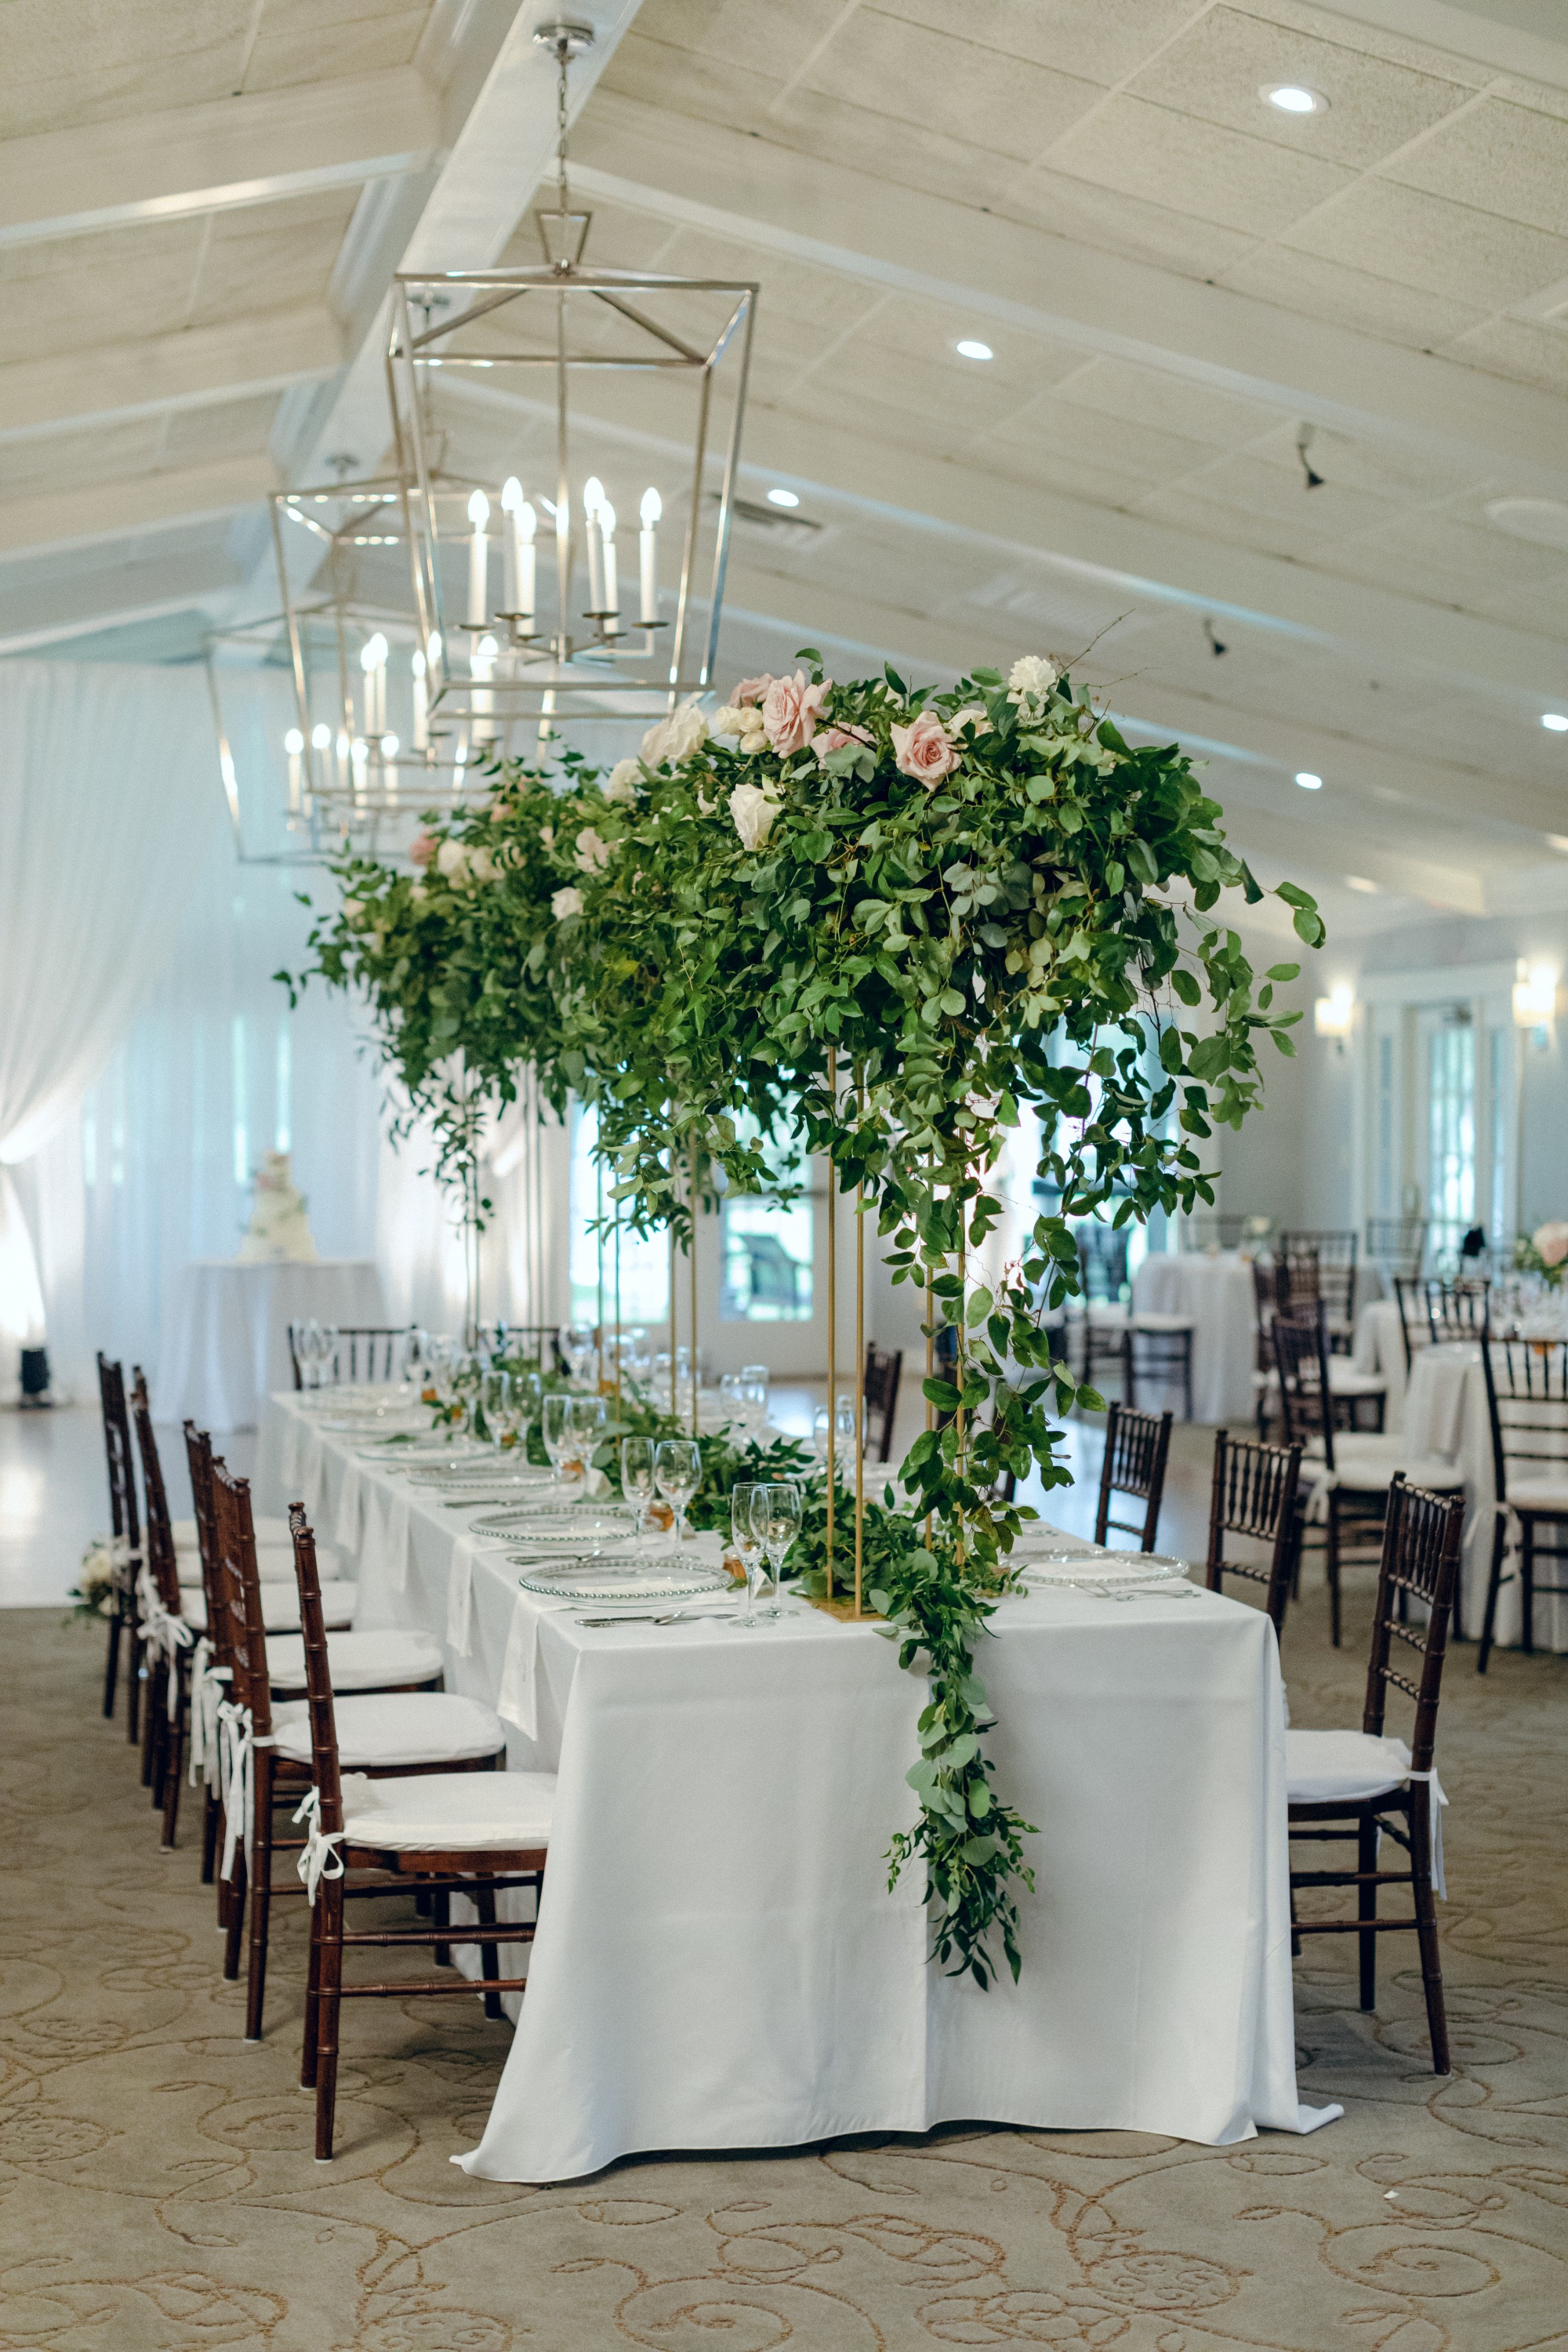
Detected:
[
  {"left": 0, "top": 69, "right": 439, "bottom": 249},
  {"left": 571, "top": 94, "right": 1568, "bottom": 499},
  {"left": 0, "top": 308, "right": 342, "bottom": 448},
  {"left": 0, "top": 547, "right": 241, "bottom": 653},
  {"left": 0, "top": 456, "right": 276, "bottom": 562}
]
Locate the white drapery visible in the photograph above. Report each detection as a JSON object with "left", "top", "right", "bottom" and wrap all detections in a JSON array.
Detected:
[{"left": 0, "top": 660, "right": 220, "bottom": 1374}]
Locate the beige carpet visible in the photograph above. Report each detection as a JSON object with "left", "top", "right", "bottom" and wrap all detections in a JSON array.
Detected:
[{"left": 2, "top": 1582, "right": 1565, "bottom": 2352}]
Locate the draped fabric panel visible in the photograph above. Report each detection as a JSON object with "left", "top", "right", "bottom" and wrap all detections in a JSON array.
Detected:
[{"left": 0, "top": 661, "right": 220, "bottom": 1369}]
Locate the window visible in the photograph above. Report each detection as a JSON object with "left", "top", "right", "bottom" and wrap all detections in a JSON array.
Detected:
[
  {"left": 568, "top": 1102, "right": 669, "bottom": 1327},
  {"left": 1427, "top": 1013, "right": 1475, "bottom": 1229},
  {"left": 720, "top": 1194, "right": 814, "bottom": 1321}
]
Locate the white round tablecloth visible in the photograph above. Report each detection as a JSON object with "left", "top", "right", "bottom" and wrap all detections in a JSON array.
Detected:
[
  {"left": 1131, "top": 1252, "right": 1258, "bottom": 1423},
  {"left": 1354, "top": 1296, "right": 1412, "bottom": 1425},
  {"left": 157, "top": 1258, "right": 387, "bottom": 1432}
]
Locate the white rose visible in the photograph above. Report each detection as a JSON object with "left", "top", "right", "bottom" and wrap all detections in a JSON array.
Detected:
[
  {"left": 539, "top": 822, "right": 554, "bottom": 851},
  {"left": 739, "top": 730, "right": 768, "bottom": 756},
  {"left": 410, "top": 882, "right": 427, "bottom": 903},
  {"left": 603, "top": 759, "right": 641, "bottom": 803},
  {"left": 341, "top": 897, "right": 364, "bottom": 922},
  {"left": 709, "top": 705, "right": 748, "bottom": 738},
  {"left": 946, "top": 703, "right": 990, "bottom": 740},
  {"left": 574, "top": 826, "right": 611, "bottom": 875},
  {"left": 1007, "top": 654, "right": 1059, "bottom": 708},
  {"left": 729, "top": 781, "right": 781, "bottom": 851},
  {"left": 468, "top": 845, "right": 499, "bottom": 883},
  {"left": 551, "top": 885, "right": 583, "bottom": 920},
  {"left": 436, "top": 837, "right": 469, "bottom": 880},
  {"left": 641, "top": 695, "right": 709, "bottom": 768}
]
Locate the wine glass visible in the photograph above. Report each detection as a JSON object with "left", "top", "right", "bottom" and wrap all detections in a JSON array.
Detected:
[
  {"left": 317, "top": 1324, "right": 339, "bottom": 1388},
  {"left": 739, "top": 1374, "right": 769, "bottom": 1439},
  {"left": 653, "top": 1436, "right": 702, "bottom": 1548},
  {"left": 563, "top": 1322, "right": 597, "bottom": 1387},
  {"left": 401, "top": 1327, "right": 432, "bottom": 1399},
  {"left": 542, "top": 1393, "right": 575, "bottom": 1486},
  {"left": 567, "top": 1392, "right": 607, "bottom": 1482},
  {"left": 480, "top": 1367, "right": 511, "bottom": 1451},
  {"left": 730, "top": 1483, "right": 770, "bottom": 1629},
  {"left": 759, "top": 1481, "right": 801, "bottom": 1617},
  {"left": 620, "top": 1436, "right": 655, "bottom": 1537},
  {"left": 626, "top": 1327, "right": 652, "bottom": 1381},
  {"left": 720, "top": 1371, "right": 746, "bottom": 1429}
]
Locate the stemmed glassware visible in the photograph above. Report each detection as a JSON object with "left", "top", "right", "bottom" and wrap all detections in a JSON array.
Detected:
[
  {"left": 730, "top": 1483, "right": 771, "bottom": 1628},
  {"left": 567, "top": 1392, "right": 606, "bottom": 1483},
  {"left": 812, "top": 1396, "right": 858, "bottom": 1466},
  {"left": 620, "top": 1436, "right": 655, "bottom": 1537},
  {"left": 562, "top": 1323, "right": 597, "bottom": 1387},
  {"left": 759, "top": 1481, "right": 801, "bottom": 1617},
  {"left": 653, "top": 1437, "right": 702, "bottom": 1548},
  {"left": 542, "top": 1393, "right": 575, "bottom": 1486},
  {"left": 739, "top": 1373, "right": 769, "bottom": 1439},
  {"left": 480, "top": 1367, "right": 512, "bottom": 1451},
  {"left": 401, "top": 1327, "right": 433, "bottom": 1397}
]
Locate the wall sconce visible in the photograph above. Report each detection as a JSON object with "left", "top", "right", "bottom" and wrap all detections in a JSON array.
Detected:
[
  {"left": 1313, "top": 983, "right": 1355, "bottom": 1052},
  {"left": 1513, "top": 959, "right": 1558, "bottom": 1046}
]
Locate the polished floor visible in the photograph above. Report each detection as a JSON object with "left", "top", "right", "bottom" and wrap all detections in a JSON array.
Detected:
[{"left": 2, "top": 1406, "right": 1564, "bottom": 2350}]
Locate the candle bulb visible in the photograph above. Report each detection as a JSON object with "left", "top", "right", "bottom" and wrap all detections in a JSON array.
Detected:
[
  {"left": 638, "top": 487, "right": 660, "bottom": 626},
  {"left": 411, "top": 650, "right": 428, "bottom": 751},
  {"left": 517, "top": 494, "right": 536, "bottom": 630},
  {"left": 308, "top": 723, "right": 329, "bottom": 815},
  {"left": 471, "top": 631, "right": 498, "bottom": 744},
  {"left": 600, "top": 501, "right": 619, "bottom": 637},
  {"left": 466, "top": 488, "right": 491, "bottom": 626},
  {"left": 500, "top": 477, "right": 524, "bottom": 614},
  {"left": 583, "top": 475, "right": 605, "bottom": 615},
  {"left": 336, "top": 728, "right": 349, "bottom": 793},
  {"left": 284, "top": 726, "right": 303, "bottom": 814}
]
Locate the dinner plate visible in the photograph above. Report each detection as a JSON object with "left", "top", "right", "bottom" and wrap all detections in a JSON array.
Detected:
[
  {"left": 475, "top": 1506, "right": 636, "bottom": 1544},
  {"left": 410, "top": 1461, "right": 554, "bottom": 1486},
  {"left": 1022, "top": 1550, "right": 1192, "bottom": 1584},
  {"left": 517, "top": 1560, "right": 729, "bottom": 1604}
]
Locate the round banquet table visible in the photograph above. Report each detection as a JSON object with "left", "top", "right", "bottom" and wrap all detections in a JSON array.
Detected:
[
  {"left": 157, "top": 1257, "right": 387, "bottom": 1432},
  {"left": 257, "top": 1387, "right": 1339, "bottom": 2179},
  {"left": 1131, "top": 1250, "right": 1258, "bottom": 1423}
]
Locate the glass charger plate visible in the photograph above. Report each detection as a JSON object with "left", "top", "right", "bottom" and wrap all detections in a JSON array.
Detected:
[
  {"left": 516, "top": 1560, "right": 730, "bottom": 1604},
  {"left": 474, "top": 1506, "right": 637, "bottom": 1544},
  {"left": 358, "top": 1436, "right": 486, "bottom": 1459},
  {"left": 410, "top": 1462, "right": 555, "bottom": 1486},
  {"left": 1022, "top": 1550, "right": 1192, "bottom": 1584}
]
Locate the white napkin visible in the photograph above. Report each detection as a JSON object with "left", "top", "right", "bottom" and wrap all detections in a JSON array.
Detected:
[
  {"left": 447, "top": 1533, "right": 480, "bottom": 1657},
  {"left": 334, "top": 1459, "right": 364, "bottom": 1551},
  {"left": 376, "top": 1481, "right": 412, "bottom": 1594},
  {"left": 497, "top": 1586, "right": 574, "bottom": 1741}
]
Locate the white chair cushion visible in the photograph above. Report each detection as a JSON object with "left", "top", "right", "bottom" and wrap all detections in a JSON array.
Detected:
[
  {"left": 271, "top": 1692, "right": 504, "bottom": 1767},
  {"left": 1131, "top": 1312, "right": 1193, "bottom": 1334},
  {"left": 1505, "top": 1475, "right": 1568, "bottom": 1515},
  {"left": 1287, "top": 1729, "right": 1413, "bottom": 1806},
  {"left": 1307, "top": 1436, "right": 1465, "bottom": 1493},
  {"left": 172, "top": 1581, "right": 359, "bottom": 1635},
  {"left": 266, "top": 1628, "right": 444, "bottom": 1692},
  {"left": 173, "top": 1513, "right": 292, "bottom": 1552},
  {"left": 339, "top": 1767, "right": 555, "bottom": 1851},
  {"left": 1086, "top": 1304, "right": 1128, "bottom": 1327},
  {"left": 176, "top": 1540, "right": 338, "bottom": 1589},
  {"left": 1327, "top": 1361, "right": 1386, "bottom": 1397}
]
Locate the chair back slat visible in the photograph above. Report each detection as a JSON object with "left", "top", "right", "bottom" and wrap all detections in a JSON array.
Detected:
[
  {"left": 1425, "top": 1278, "right": 1489, "bottom": 1348},
  {"left": 1479, "top": 1336, "right": 1568, "bottom": 1507},
  {"left": 287, "top": 1323, "right": 412, "bottom": 1389},
  {"left": 210, "top": 1462, "right": 274, "bottom": 1740},
  {"left": 96, "top": 1352, "right": 140, "bottom": 1551},
  {"left": 1363, "top": 1475, "right": 1464, "bottom": 1772},
  {"left": 129, "top": 1371, "right": 181, "bottom": 1613},
  {"left": 1206, "top": 1427, "right": 1304, "bottom": 1633},
  {"left": 1367, "top": 1216, "right": 1427, "bottom": 1283},
  {"left": 1272, "top": 1304, "right": 1334, "bottom": 1468},
  {"left": 1094, "top": 1402, "right": 1173, "bottom": 1550},
  {"left": 289, "top": 1506, "right": 344, "bottom": 1838},
  {"left": 182, "top": 1423, "right": 230, "bottom": 1671},
  {"left": 1076, "top": 1222, "right": 1128, "bottom": 1305},
  {"left": 1186, "top": 1211, "right": 1247, "bottom": 1250},
  {"left": 862, "top": 1345, "right": 902, "bottom": 1463},
  {"left": 1279, "top": 1231, "right": 1357, "bottom": 1329}
]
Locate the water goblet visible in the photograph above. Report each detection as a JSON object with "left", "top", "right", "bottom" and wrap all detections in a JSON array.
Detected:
[
  {"left": 563, "top": 1322, "right": 597, "bottom": 1388},
  {"left": 760, "top": 1481, "right": 802, "bottom": 1617},
  {"left": 317, "top": 1323, "right": 339, "bottom": 1388},
  {"left": 567, "top": 1391, "right": 607, "bottom": 1476},
  {"left": 653, "top": 1436, "right": 702, "bottom": 1548},
  {"left": 480, "top": 1368, "right": 512, "bottom": 1451},
  {"left": 620, "top": 1436, "right": 655, "bottom": 1537},
  {"left": 739, "top": 1374, "right": 769, "bottom": 1440},
  {"left": 542, "top": 1393, "right": 575, "bottom": 1486},
  {"left": 719, "top": 1372, "right": 746, "bottom": 1430},
  {"left": 730, "top": 1483, "right": 770, "bottom": 1628}
]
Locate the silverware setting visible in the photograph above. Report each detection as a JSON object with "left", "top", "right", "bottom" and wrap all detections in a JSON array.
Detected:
[{"left": 574, "top": 1607, "right": 740, "bottom": 1628}]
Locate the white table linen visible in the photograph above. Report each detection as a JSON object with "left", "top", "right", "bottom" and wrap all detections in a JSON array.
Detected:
[
  {"left": 262, "top": 1390, "right": 1338, "bottom": 2180},
  {"left": 1354, "top": 1297, "right": 1414, "bottom": 1426},
  {"left": 158, "top": 1258, "right": 387, "bottom": 1432},
  {"left": 1131, "top": 1252, "right": 1257, "bottom": 1422}
]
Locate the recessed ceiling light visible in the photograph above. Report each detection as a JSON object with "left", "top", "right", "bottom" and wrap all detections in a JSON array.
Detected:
[
  {"left": 1541, "top": 711, "right": 1568, "bottom": 731},
  {"left": 1262, "top": 82, "right": 1327, "bottom": 113},
  {"left": 1345, "top": 875, "right": 1380, "bottom": 895},
  {"left": 766, "top": 486, "right": 800, "bottom": 509},
  {"left": 1548, "top": 835, "right": 1568, "bottom": 854},
  {"left": 1485, "top": 495, "right": 1568, "bottom": 552},
  {"left": 1294, "top": 771, "right": 1323, "bottom": 789},
  {"left": 956, "top": 339, "right": 993, "bottom": 361}
]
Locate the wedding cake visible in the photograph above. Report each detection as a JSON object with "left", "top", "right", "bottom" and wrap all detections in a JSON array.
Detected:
[{"left": 237, "top": 1150, "right": 318, "bottom": 1263}]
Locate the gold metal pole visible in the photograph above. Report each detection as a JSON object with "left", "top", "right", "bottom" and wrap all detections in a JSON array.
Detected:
[
  {"left": 855, "top": 1156, "right": 865, "bottom": 1620},
  {"left": 925, "top": 1149, "right": 934, "bottom": 1551},
  {"left": 689, "top": 1134, "right": 699, "bottom": 1439},
  {"left": 614, "top": 1182, "right": 622, "bottom": 1419},
  {"left": 826, "top": 1047, "right": 837, "bottom": 1600},
  {"left": 595, "top": 1146, "right": 604, "bottom": 1391}
]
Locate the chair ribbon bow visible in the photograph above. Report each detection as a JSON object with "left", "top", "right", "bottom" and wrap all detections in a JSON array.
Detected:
[
  {"left": 135, "top": 1566, "right": 193, "bottom": 1708},
  {"left": 187, "top": 1644, "right": 230, "bottom": 1787},
  {"left": 216, "top": 1699, "right": 255, "bottom": 1882},
  {"left": 292, "top": 1785, "right": 346, "bottom": 1905},
  {"left": 1399, "top": 1764, "right": 1449, "bottom": 1900}
]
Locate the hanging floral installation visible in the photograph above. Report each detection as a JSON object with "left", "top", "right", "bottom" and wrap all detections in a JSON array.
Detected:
[{"left": 285, "top": 651, "right": 1322, "bottom": 1988}]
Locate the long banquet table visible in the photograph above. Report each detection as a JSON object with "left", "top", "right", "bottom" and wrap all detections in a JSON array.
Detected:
[{"left": 259, "top": 1391, "right": 1339, "bottom": 2181}]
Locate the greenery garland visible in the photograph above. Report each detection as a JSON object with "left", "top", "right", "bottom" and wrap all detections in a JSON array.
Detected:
[{"left": 285, "top": 649, "right": 1321, "bottom": 1987}]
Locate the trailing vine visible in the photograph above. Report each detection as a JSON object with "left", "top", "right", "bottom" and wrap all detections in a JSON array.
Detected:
[{"left": 283, "top": 649, "right": 1322, "bottom": 1989}]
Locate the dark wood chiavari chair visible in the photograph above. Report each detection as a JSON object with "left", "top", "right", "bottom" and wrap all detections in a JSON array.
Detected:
[
  {"left": 497, "top": 1323, "right": 564, "bottom": 1374},
  {"left": 1476, "top": 1334, "right": 1568, "bottom": 1671},
  {"left": 1252, "top": 1258, "right": 1279, "bottom": 1439},
  {"left": 1424, "top": 1278, "right": 1490, "bottom": 1348},
  {"left": 1272, "top": 1305, "right": 1464, "bottom": 1647},
  {"left": 1204, "top": 1428, "right": 1304, "bottom": 1635},
  {"left": 210, "top": 1467, "right": 506, "bottom": 2041},
  {"left": 1367, "top": 1216, "right": 1427, "bottom": 1283},
  {"left": 862, "top": 1345, "right": 902, "bottom": 1464},
  {"left": 1279, "top": 1230, "right": 1358, "bottom": 1348},
  {"left": 1075, "top": 1223, "right": 1131, "bottom": 1397},
  {"left": 129, "top": 1372, "right": 199, "bottom": 1843},
  {"left": 1092, "top": 1403, "right": 1173, "bottom": 1552},
  {"left": 288, "top": 1505, "right": 554, "bottom": 2161},
  {"left": 184, "top": 1423, "right": 236, "bottom": 1897},
  {"left": 1287, "top": 1475, "right": 1465, "bottom": 2074},
  {"left": 288, "top": 1323, "right": 411, "bottom": 1389},
  {"left": 95, "top": 1353, "right": 142, "bottom": 1738},
  {"left": 1391, "top": 1273, "right": 1428, "bottom": 1374}
]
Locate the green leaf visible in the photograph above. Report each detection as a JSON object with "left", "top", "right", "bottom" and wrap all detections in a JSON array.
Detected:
[{"left": 1171, "top": 967, "right": 1201, "bottom": 1007}]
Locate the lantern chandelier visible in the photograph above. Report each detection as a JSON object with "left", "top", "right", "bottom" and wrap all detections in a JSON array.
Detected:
[{"left": 386, "top": 17, "right": 757, "bottom": 741}]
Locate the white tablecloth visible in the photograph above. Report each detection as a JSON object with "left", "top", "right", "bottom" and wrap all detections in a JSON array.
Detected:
[
  {"left": 261, "top": 1391, "right": 1338, "bottom": 2179},
  {"left": 158, "top": 1258, "right": 387, "bottom": 1432},
  {"left": 1354, "top": 1297, "right": 1413, "bottom": 1425},
  {"left": 1131, "top": 1252, "right": 1258, "bottom": 1422},
  {"left": 1402, "top": 1344, "right": 1568, "bottom": 1653}
]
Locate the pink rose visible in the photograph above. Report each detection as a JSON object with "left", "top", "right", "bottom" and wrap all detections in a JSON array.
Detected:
[
  {"left": 1534, "top": 1220, "right": 1568, "bottom": 1268},
  {"left": 762, "top": 670, "right": 829, "bottom": 756},
  {"left": 733, "top": 674, "right": 774, "bottom": 707},
  {"left": 891, "top": 709, "right": 960, "bottom": 786},
  {"left": 408, "top": 832, "right": 437, "bottom": 867}
]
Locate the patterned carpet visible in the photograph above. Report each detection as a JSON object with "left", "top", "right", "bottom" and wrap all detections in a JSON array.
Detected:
[{"left": 2, "top": 1583, "right": 1565, "bottom": 2352}]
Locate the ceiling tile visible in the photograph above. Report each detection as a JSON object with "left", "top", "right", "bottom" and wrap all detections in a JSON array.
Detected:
[
  {"left": 0, "top": 219, "right": 208, "bottom": 361},
  {"left": 0, "top": 416, "right": 168, "bottom": 500},
  {"left": 600, "top": 28, "right": 782, "bottom": 135},
  {"left": 259, "top": 0, "right": 437, "bottom": 31},
  {"left": 162, "top": 393, "right": 281, "bottom": 466},
  {"left": 1284, "top": 176, "right": 1568, "bottom": 307},
  {"left": 1123, "top": 5, "right": 1472, "bottom": 169},
  {"left": 1163, "top": 448, "right": 1399, "bottom": 537},
  {"left": 870, "top": 0, "right": 1206, "bottom": 85},
  {"left": 999, "top": 162, "right": 1261, "bottom": 278},
  {"left": 192, "top": 191, "right": 360, "bottom": 326},
  {"left": 1323, "top": 507, "right": 1567, "bottom": 593},
  {"left": 1133, "top": 480, "right": 1370, "bottom": 564},
  {"left": 1215, "top": 241, "right": 1487, "bottom": 351},
  {"left": 985, "top": 391, "right": 1218, "bottom": 487},
  {"left": 800, "top": 10, "right": 1102, "bottom": 162},
  {"left": 1443, "top": 315, "right": 1568, "bottom": 398},
  {"left": 1046, "top": 95, "right": 1356, "bottom": 236},
  {"left": 775, "top": 374, "right": 977, "bottom": 465},
  {"left": 1046, "top": 354, "right": 1283, "bottom": 448},
  {"left": 604, "top": 0, "right": 853, "bottom": 85},
  {"left": 966, "top": 433, "right": 1170, "bottom": 515},
  {"left": 786, "top": 336, "right": 1033, "bottom": 437},
  {"left": 1383, "top": 96, "right": 1568, "bottom": 237}
]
